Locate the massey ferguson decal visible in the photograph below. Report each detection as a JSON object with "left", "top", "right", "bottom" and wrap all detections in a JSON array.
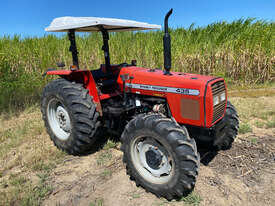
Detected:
[{"left": 126, "top": 83, "right": 200, "bottom": 96}]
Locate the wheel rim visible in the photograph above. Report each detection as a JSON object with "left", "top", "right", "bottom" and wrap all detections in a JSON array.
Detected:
[
  {"left": 47, "top": 98, "right": 71, "bottom": 141},
  {"left": 130, "top": 136, "right": 174, "bottom": 184}
]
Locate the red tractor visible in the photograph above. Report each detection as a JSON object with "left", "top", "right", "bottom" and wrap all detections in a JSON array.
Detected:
[{"left": 41, "top": 9, "right": 239, "bottom": 200}]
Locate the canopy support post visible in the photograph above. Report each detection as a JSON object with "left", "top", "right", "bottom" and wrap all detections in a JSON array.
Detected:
[
  {"left": 68, "top": 29, "right": 79, "bottom": 69},
  {"left": 100, "top": 27, "right": 111, "bottom": 72}
]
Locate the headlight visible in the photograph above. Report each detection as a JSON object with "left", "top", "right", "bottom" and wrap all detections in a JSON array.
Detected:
[
  {"left": 213, "top": 95, "right": 219, "bottom": 106},
  {"left": 220, "top": 92, "right": 226, "bottom": 102}
]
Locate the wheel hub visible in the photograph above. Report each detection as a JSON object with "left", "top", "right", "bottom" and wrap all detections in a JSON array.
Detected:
[
  {"left": 145, "top": 148, "right": 163, "bottom": 169},
  {"left": 136, "top": 140, "right": 172, "bottom": 178},
  {"left": 47, "top": 99, "right": 71, "bottom": 141},
  {"left": 56, "top": 106, "right": 71, "bottom": 132}
]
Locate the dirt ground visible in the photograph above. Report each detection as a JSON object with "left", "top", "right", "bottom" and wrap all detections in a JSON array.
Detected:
[
  {"left": 42, "top": 128, "right": 275, "bottom": 206},
  {"left": 1, "top": 94, "right": 275, "bottom": 206}
]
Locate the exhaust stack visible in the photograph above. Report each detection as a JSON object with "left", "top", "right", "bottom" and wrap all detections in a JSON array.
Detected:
[{"left": 163, "top": 9, "right": 173, "bottom": 75}]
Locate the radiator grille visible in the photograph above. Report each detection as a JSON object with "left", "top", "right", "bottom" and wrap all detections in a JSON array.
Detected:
[{"left": 211, "top": 81, "right": 226, "bottom": 123}]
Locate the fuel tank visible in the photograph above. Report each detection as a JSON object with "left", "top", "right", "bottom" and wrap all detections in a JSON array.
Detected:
[{"left": 117, "top": 66, "right": 227, "bottom": 128}]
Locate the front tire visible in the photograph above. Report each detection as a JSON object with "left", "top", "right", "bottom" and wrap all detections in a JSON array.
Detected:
[
  {"left": 41, "top": 78, "right": 101, "bottom": 155},
  {"left": 121, "top": 114, "right": 200, "bottom": 200}
]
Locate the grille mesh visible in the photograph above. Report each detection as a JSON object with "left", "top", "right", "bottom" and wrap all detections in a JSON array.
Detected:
[{"left": 211, "top": 81, "right": 226, "bottom": 123}]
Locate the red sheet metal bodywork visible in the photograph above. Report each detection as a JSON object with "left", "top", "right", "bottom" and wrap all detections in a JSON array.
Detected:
[
  {"left": 117, "top": 67, "right": 227, "bottom": 128},
  {"left": 46, "top": 66, "right": 227, "bottom": 128},
  {"left": 46, "top": 69, "right": 102, "bottom": 114}
]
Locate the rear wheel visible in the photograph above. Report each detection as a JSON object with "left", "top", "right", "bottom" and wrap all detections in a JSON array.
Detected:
[
  {"left": 41, "top": 78, "right": 101, "bottom": 155},
  {"left": 121, "top": 113, "right": 200, "bottom": 200}
]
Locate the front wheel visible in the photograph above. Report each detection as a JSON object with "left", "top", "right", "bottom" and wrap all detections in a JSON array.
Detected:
[
  {"left": 121, "top": 114, "right": 200, "bottom": 200},
  {"left": 214, "top": 101, "right": 239, "bottom": 150}
]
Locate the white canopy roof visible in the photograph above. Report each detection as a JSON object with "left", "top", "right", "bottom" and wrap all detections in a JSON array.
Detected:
[{"left": 45, "top": 17, "right": 161, "bottom": 32}]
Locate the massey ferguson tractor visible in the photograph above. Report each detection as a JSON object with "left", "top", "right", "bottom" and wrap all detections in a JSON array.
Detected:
[{"left": 41, "top": 9, "right": 239, "bottom": 200}]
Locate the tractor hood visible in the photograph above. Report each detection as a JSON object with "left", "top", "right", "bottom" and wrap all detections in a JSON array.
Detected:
[
  {"left": 118, "top": 66, "right": 226, "bottom": 128},
  {"left": 118, "top": 66, "right": 220, "bottom": 95}
]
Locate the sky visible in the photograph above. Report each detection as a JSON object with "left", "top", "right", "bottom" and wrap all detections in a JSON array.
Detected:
[{"left": 0, "top": 0, "right": 274, "bottom": 37}]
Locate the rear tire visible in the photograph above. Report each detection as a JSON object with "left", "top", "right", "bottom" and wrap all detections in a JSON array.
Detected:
[
  {"left": 41, "top": 78, "right": 101, "bottom": 155},
  {"left": 121, "top": 113, "right": 200, "bottom": 200},
  {"left": 214, "top": 101, "right": 239, "bottom": 150}
]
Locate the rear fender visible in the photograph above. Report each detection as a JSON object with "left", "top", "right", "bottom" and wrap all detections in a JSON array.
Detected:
[{"left": 46, "top": 70, "right": 102, "bottom": 114}]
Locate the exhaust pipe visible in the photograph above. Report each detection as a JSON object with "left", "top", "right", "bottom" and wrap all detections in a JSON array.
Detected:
[{"left": 163, "top": 9, "right": 173, "bottom": 75}]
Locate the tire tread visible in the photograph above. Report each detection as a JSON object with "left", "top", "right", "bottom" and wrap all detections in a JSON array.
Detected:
[
  {"left": 121, "top": 113, "right": 200, "bottom": 200},
  {"left": 41, "top": 78, "right": 101, "bottom": 155}
]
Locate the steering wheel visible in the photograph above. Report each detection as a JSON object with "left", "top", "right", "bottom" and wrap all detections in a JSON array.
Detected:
[{"left": 118, "top": 62, "right": 129, "bottom": 67}]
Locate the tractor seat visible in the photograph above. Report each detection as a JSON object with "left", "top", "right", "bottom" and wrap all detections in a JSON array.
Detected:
[
  {"left": 92, "top": 64, "right": 121, "bottom": 80},
  {"left": 91, "top": 68, "right": 110, "bottom": 80}
]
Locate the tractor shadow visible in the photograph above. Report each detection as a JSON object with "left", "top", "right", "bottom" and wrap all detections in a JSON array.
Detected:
[
  {"left": 197, "top": 147, "right": 219, "bottom": 166},
  {"left": 83, "top": 128, "right": 219, "bottom": 167},
  {"left": 80, "top": 128, "right": 110, "bottom": 156},
  {"left": 81, "top": 128, "right": 122, "bottom": 156}
]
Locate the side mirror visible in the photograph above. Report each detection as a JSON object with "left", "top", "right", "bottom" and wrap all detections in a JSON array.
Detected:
[{"left": 57, "top": 62, "right": 65, "bottom": 67}]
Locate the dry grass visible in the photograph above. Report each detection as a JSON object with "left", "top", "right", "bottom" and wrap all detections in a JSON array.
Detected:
[
  {"left": 0, "top": 91, "right": 274, "bottom": 205},
  {"left": 96, "top": 150, "right": 113, "bottom": 166},
  {"left": 0, "top": 106, "right": 67, "bottom": 205},
  {"left": 228, "top": 88, "right": 275, "bottom": 98},
  {"left": 0, "top": 105, "right": 120, "bottom": 205},
  {"left": 230, "top": 95, "right": 275, "bottom": 133},
  {"left": 89, "top": 198, "right": 104, "bottom": 206}
]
